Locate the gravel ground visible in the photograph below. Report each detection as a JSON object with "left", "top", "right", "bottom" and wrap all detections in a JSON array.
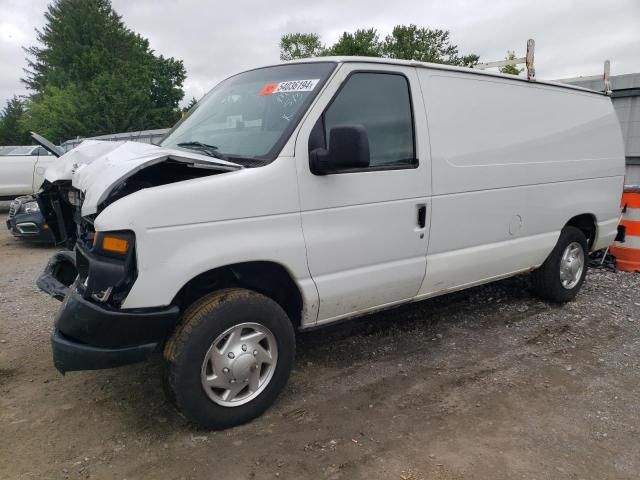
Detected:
[{"left": 1, "top": 204, "right": 639, "bottom": 480}]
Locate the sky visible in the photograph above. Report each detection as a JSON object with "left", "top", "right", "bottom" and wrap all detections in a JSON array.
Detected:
[{"left": 0, "top": 0, "right": 639, "bottom": 109}]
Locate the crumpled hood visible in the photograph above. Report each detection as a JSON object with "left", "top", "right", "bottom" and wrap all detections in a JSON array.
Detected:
[{"left": 45, "top": 140, "right": 241, "bottom": 216}]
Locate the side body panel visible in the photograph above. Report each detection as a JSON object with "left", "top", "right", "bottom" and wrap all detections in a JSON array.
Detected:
[
  {"left": 95, "top": 157, "right": 319, "bottom": 323},
  {"left": 416, "top": 70, "right": 625, "bottom": 298},
  {"left": 293, "top": 64, "right": 431, "bottom": 324},
  {"left": 0, "top": 153, "right": 38, "bottom": 197},
  {"left": 32, "top": 151, "right": 56, "bottom": 191}
]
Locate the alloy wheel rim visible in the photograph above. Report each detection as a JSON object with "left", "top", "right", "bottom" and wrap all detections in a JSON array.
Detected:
[
  {"left": 559, "top": 241, "right": 584, "bottom": 290},
  {"left": 200, "top": 322, "right": 278, "bottom": 407}
]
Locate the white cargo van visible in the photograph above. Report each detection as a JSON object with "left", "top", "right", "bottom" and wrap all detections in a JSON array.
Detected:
[{"left": 36, "top": 57, "right": 625, "bottom": 429}]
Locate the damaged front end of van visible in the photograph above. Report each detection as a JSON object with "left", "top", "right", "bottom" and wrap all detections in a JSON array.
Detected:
[{"left": 35, "top": 139, "right": 241, "bottom": 373}]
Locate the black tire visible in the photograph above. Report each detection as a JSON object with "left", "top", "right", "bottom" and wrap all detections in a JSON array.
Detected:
[
  {"left": 163, "top": 288, "right": 295, "bottom": 429},
  {"left": 531, "top": 226, "right": 588, "bottom": 303}
]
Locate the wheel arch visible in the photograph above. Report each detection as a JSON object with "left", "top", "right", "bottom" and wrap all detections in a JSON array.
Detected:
[
  {"left": 565, "top": 213, "right": 597, "bottom": 251},
  {"left": 171, "top": 261, "right": 305, "bottom": 328}
]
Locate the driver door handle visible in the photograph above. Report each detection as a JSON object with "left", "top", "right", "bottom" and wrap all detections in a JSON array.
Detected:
[{"left": 417, "top": 205, "right": 426, "bottom": 229}]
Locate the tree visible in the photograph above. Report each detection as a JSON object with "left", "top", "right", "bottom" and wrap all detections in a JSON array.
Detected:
[
  {"left": 280, "top": 33, "right": 325, "bottom": 61},
  {"left": 327, "top": 28, "right": 383, "bottom": 57},
  {"left": 0, "top": 96, "right": 31, "bottom": 145},
  {"left": 20, "top": 86, "right": 86, "bottom": 143},
  {"left": 499, "top": 51, "right": 523, "bottom": 75},
  {"left": 279, "top": 25, "right": 478, "bottom": 67},
  {"left": 182, "top": 97, "right": 198, "bottom": 113},
  {"left": 21, "top": 0, "right": 186, "bottom": 141},
  {"left": 383, "top": 25, "right": 478, "bottom": 66}
]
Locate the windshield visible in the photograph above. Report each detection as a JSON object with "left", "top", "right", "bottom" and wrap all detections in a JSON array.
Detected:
[{"left": 161, "top": 62, "right": 336, "bottom": 165}]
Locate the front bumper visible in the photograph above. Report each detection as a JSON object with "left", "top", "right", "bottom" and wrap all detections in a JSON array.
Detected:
[
  {"left": 38, "top": 251, "right": 180, "bottom": 373},
  {"left": 50, "top": 289, "right": 179, "bottom": 373},
  {"left": 6, "top": 210, "right": 56, "bottom": 244},
  {"left": 52, "top": 330, "right": 158, "bottom": 373}
]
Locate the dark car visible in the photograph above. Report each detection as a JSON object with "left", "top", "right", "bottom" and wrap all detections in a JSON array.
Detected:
[{"left": 6, "top": 195, "right": 56, "bottom": 244}]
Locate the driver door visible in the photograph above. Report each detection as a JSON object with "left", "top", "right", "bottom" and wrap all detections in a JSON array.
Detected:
[{"left": 294, "top": 63, "right": 432, "bottom": 325}]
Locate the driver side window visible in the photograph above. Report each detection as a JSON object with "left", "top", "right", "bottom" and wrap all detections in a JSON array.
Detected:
[{"left": 322, "top": 72, "right": 416, "bottom": 169}]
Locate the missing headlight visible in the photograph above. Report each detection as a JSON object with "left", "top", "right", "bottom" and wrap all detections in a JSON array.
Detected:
[{"left": 67, "top": 189, "right": 82, "bottom": 207}]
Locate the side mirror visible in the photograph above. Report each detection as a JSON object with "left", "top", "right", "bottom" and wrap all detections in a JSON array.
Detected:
[{"left": 310, "top": 125, "right": 370, "bottom": 175}]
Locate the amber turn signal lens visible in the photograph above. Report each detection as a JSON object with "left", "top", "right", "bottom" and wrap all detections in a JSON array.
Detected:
[{"left": 101, "top": 235, "right": 129, "bottom": 254}]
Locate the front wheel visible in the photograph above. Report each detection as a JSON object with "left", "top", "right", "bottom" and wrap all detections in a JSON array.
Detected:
[
  {"left": 531, "top": 226, "right": 588, "bottom": 303},
  {"left": 163, "top": 288, "right": 295, "bottom": 429}
]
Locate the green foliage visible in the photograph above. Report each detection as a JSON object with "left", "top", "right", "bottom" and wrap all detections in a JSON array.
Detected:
[
  {"left": 21, "top": 0, "right": 186, "bottom": 141},
  {"left": 0, "top": 96, "right": 32, "bottom": 145},
  {"left": 327, "top": 28, "right": 383, "bottom": 57},
  {"left": 499, "top": 51, "right": 523, "bottom": 75},
  {"left": 279, "top": 25, "right": 478, "bottom": 66},
  {"left": 384, "top": 25, "right": 478, "bottom": 66},
  {"left": 182, "top": 97, "right": 198, "bottom": 113},
  {"left": 280, "top": 33, "right": 325, "bottom": 61},
  {"left": 20, "top": 86, "right": 86, "bottom": 143}
]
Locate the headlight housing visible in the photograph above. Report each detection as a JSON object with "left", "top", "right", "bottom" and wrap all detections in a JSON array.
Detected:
[
  {"left": 23, "top": 201, "right": 40, "bottom": 214},
  {"left": 77, "top": 230, "right": 137, "bottom": 306}
]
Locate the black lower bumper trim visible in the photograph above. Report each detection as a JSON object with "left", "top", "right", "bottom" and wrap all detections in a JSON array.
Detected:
[
  {"left": 52, "top": 331, "right": 157, "bottom": 373},
  {"left": 41, "top": 251, "right": 180, "bottom": 372},
  {"left": 54, "top": 289, "right": 180, "bottom": 349}
]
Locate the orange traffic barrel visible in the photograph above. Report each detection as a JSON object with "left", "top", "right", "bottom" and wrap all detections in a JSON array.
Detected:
[{"left": 611, "top": 185, "right": 640, "bottom": 272}]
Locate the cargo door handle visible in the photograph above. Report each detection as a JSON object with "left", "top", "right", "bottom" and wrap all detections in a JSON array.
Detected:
[{"left": 417, "top": 205, "right": 426, "bottom": 229}]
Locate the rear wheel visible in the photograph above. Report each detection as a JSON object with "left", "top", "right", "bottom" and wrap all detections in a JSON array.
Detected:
[
  {"left": 531, "top": 226, "right": 588, "bottom": 303},
  {"left": 163, "top": 288, "right": 295, "bottom": 429}
]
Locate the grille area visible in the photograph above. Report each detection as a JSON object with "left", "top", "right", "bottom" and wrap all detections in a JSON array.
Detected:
[{"left": 8, "top": 199, "right": 21, "bottom": 218}]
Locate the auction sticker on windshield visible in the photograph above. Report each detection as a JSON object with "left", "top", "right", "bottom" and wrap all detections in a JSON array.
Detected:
[{"left": 260, "top": 79, "right": 320, "bottom": 96}]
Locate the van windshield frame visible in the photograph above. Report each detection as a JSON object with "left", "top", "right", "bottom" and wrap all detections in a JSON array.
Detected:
[{"left": 161, "top": 62, "right": 337, "bottom": 166}]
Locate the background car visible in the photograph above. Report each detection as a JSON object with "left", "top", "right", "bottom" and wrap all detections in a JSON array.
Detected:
[
  {"left": 5, "top": 195, "right": 55, "bottom": 243},
  {"left": 0, "top": 144, "right": 57, "bottom": 201}
]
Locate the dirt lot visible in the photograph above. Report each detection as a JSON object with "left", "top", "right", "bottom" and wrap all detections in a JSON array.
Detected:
[{"left": 1, "top": 205, "right": 639, "bottom": 480}]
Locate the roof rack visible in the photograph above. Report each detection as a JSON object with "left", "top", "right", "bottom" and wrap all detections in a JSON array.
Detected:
[
  {"left": 475, "top": 39, "right": 613, "bottom": 96},
  {"left": 603, "top": 60, "right": 612, "bottom": 96},
  {"left": 473, "top": 39, "right": 536, "bottom": 81},
  {"left": 553, "top": 60, "right": 613, "bottom": 96}
]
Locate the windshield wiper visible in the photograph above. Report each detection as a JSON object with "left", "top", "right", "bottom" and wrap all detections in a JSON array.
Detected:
[
  {"left": 176, "top": 142, "right": 265, "bottom": 167},
  {"left": 177, "top": 141, "right": 228, "bottom": 160}
]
